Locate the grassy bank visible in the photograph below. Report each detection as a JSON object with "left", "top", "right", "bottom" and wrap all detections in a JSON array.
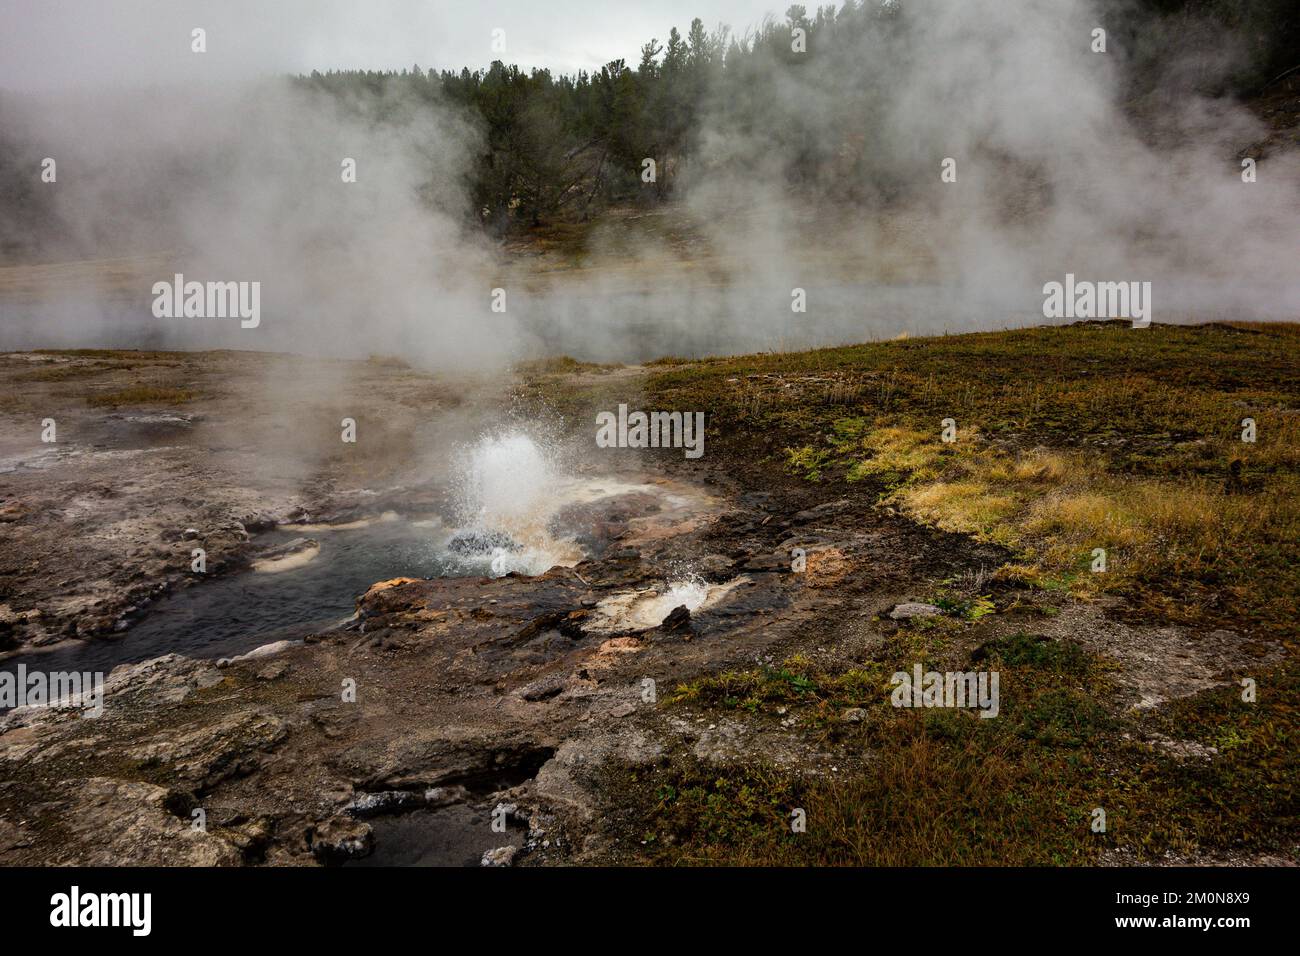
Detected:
[
  {"left": 649, "top": 321, "right": 1300, "bottom": 637},
  {"left": 621, "top": 321, "right": 1298, "bottom": 865}
]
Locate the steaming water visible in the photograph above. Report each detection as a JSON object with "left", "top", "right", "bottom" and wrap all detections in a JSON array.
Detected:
[
  {"left": 623, "top": 580, "right": 710, "bottom": 625},
  {"left": 449, "top": 430, "right": 582, "bottom": 575},
  {"left": 0, "top": 521, "right": 454, "bottom": 683},
  {"left": 584, "top": 575, "right": 749, "bottom": 635},
  {"left": 0, "top": 430, "right": 587, "bottom": 692},
  {"left": 7, "top": 276, "right": 1299, "bottom": 361}
]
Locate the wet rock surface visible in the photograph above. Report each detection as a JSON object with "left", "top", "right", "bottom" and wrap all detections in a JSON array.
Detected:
[
  {"left": 0, "top": 461, "right": 928, "bottom": 864},
  {"left": 0, "top": 351, "right": 471, "bottom": 650},
  {"left": 0, "top": 350, "right": 1277, "bottom": 866}
]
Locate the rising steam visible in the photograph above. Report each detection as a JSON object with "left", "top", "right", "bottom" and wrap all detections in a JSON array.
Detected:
[{"left": 1, "top": 0, "right": 1296, "bottom": 365}]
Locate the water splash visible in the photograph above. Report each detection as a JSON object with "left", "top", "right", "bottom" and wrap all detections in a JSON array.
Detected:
[
  {"left": 448, "top": 429, "right": 581, "bottom": 577},
  {"left": 586, "top": 574, "right": 749, "bottom": 634},
  {"left": 634, "top": 579, "right": 711, "bottom": 622},
  {"left": 459, "top": 431, "right": 559, "bottom": 531}
]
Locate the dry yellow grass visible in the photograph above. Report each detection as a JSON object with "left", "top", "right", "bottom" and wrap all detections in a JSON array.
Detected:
[{"left": 901, "top": 480, "right": 1021, "bottom": 546}]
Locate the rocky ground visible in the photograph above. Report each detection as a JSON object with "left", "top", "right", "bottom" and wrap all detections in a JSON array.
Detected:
[
  {"left": 0, "top": 349, "right": 482, "bottom": 646},
  {"left": 0, "top": 340, "right": 1294, "bottom": 866}
]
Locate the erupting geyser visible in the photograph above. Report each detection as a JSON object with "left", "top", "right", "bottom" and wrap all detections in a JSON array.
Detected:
[
  {"left": 459, "top": 431, "right": 560, "bottom": 531},
  {"left": 443, "top": 428, "right": 724, "bottom": 580},
  {"left": 449, "top": 429, "right": 581, "bottom": 577}
]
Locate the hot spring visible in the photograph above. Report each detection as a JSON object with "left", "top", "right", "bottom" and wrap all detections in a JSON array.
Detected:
[{"left": 0, "top": 429, "right": 715, "bottom": 688}]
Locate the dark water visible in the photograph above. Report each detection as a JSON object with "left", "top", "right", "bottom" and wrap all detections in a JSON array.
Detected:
[
  {"left": 347, "top": 804, "right": 523, "bottom": 867},
  {"left": 1, "top": 519, "right": 459, "bottom": 683},
  {"left": 345, "top": 747, "right": 553, "bottom": 866}
]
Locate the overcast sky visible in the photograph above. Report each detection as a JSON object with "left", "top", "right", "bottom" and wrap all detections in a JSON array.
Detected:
[{"left": 0, "top": 0, "right": 786, "bottom": 91}]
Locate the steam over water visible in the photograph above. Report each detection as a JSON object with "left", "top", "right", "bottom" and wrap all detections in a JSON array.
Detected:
[
  {"left": 2, "top": 0, "right": 1297, "bottom": 365},
  {"left": 0, "top": 432, "right": 581, "bottom": 689},
  {"left": 0, "top": 427, "right": 681, "bottom": 694}
]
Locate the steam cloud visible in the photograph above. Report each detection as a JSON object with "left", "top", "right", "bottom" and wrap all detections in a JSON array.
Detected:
[
  {"left": 1, "top": 0, "right": 1297, "bottom": 364},
  {"left": 1, "top": 79, "right": 510, "bottom": 364}
]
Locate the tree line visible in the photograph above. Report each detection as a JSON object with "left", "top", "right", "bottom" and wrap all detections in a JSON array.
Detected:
[
  {"left": 297, "top": 3, "right": 877, "bottom": 232},
  {"left": 294, "top": 0, "right": 1297, "bottom": 233},
  {"left": 1, "top": 0, "right": 1293, "bottom": 258}
]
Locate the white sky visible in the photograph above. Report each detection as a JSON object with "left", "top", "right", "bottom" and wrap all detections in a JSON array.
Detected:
[{"left": 0, "top": 0, "right": 787, "bottom": 91}]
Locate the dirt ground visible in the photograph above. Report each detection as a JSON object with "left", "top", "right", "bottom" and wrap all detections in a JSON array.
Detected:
[{"left": 0, "top": 344, "right": 1287, "bottom": 866}]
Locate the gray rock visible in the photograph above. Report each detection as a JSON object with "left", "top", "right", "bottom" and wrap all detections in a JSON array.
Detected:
[
  {"left": 256, "top": 661, "right": 290, "bottom": 681},
  {"left": 661, "top": 605, "right": 691, "bottom": 631},
  {"left": 737, "top": 553, "right": 789, "bottom": 573},
  {"left": 888, "top": 602, "right": 942, "bottom": 620},
  {"left": 423, "top": 785, "right": 470, "bottom": 808},
  {"left": 344, "top": 790, "right": 424, "bottom": 818},
  {"left": 697, "top": 554, "right": 735, "bottom": 579},
  {"left": 42, "top": 777, "right": 243, "bottom": 866},
  {"left": 519, "top": 672, "right": 568, "bottom": 701}
]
